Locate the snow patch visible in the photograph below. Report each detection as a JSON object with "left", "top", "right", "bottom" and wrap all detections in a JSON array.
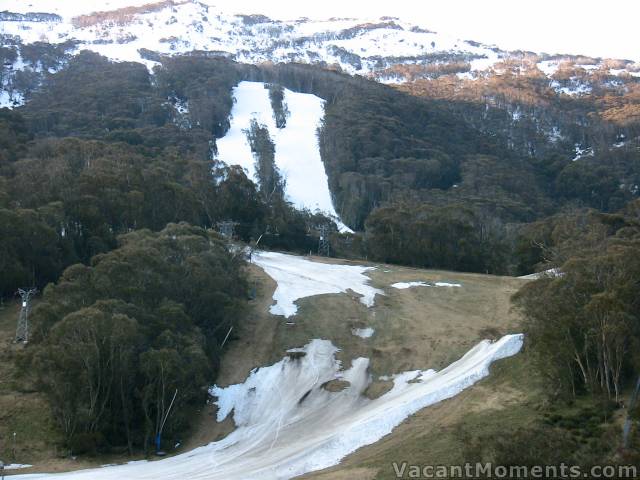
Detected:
[
  {"left": 456, "top": 71, "right": 475, "bottom": 80},
  {"left": 537, "top": 60, "right": 559, "bottom": 76},
  {"left": 252, "top": 251, "right": 383, "bottom": 317},
  {"left": 391, "top": 281, "right": 428, "bottom": 289},
  {"left": 551, "top": 80, "right": 592, "bottom": 97},
  {"left": 171, "top": 96, "right": 189, "bottom": 115},
  {"left": 205, "top": 334, "right": 523, "bottom": 479},
  {"left": 518, "top": 268, "right": 563, "bottom": 280},
  {"left": 548, "top": 126, "right": 564, "bottom": 143},
  {"left": 0, "top": 89, "right": 25, "bottom": 109},
  {"left": 572, "top": 144, "right": 594, "bottom": 161},
  {"left": 4, "top": 464, "right": 33, "bottom": 470},
  {"left": 576, "top": 63, "right": 600, "bottom": 71},
  {"left": 470, "top": 54, "right": 499, "bottom": 72},
  {"left": 377, "top": 75, "right": 407, "bottom": 85},
  {"left": 352, "top": 327, "right": 375, "bottom": 339},
  {"left": 511, "top": 108, "right": 522, "bottom": 121}
]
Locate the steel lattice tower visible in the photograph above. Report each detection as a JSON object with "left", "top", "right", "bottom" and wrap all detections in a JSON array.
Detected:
[{"left": 15, "top": 288, "right": 37, "bottom": 343}]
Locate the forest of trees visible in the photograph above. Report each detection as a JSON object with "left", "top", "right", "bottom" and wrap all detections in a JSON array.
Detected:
[
  {"left": 445, "top": 205, "right": 640, "bottom": 471},
  {"left": 364, "top": 202, "right": 507, "bottom": 273},
  {"left": 244, "top": 118, "right": 284, "bottom": 204},
  {"left": 4, "top": 51, "right": 638, "bottom": 275},
  {"left": 266, "top": 83, "right": 289, "bottom": 128},
  {"left": 27, "top": 224, "right": 247, "bottom": 453},
  {"left": 0, "top": 54, "right": 336, "bottom": 298},
  {"left": 514, "top": 205, "right": 640, "bottom": 402},
  {"left": 1, "top": 50, "right": 638, "bottom": 285}
]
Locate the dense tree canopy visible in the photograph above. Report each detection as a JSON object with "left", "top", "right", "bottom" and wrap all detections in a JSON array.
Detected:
[
  {"left": 29, "top": 224, "right": 247, "bottom": 453},
  {"left": 514, "top": 207, "right": 640, "bottom": 400}
]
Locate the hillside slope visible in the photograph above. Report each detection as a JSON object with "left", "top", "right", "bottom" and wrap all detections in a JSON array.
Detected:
[{"left": 8, "top": 252, "right": 527, "bottom": 478}]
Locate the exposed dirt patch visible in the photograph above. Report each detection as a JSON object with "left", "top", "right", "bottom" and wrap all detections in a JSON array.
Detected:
[
  {"left": 304, "top": 467, "right": 378, "bottom": 480},
  {"left": 0, "top": 300, "right": 62, "bottom": 468},
  {"left": 322, "top": 380, "right": 351, "bottom": 392},
  {"left": 363, "top": 380, "right": 394, "bottom": 400}
]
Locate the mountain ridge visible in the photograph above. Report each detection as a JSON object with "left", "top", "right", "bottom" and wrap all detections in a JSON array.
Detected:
[{"left": 1, "top": 0, "right": 639, "bottom": 92}]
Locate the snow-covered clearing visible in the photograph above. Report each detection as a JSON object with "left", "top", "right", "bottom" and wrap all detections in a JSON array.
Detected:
[
  {"left": 16, "top": 334, "right": 523, "bottom": 480},
  {"left": 391, "top": 281, "right": 462, "bottom": 289},
  {"left": 252, "top": 251, "right": 383, "bottom": 317},
  {"left": 215, "top": 81, "right": 351, "bottom": 232}
]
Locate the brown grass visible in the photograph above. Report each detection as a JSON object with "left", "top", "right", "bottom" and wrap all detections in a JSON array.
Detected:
[{"left": 71, "top": 0, "right": 188, "bottom": 28}]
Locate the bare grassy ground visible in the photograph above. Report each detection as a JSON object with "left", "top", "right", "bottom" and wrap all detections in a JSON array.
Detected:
[
  {"left": 1, "top": 254, "right": 535, "bottom": 477},
  {"left": 0, "top": 300, "right": 139, "bottom": 475},
  {"left": 0, "top": 300, "right": 65, "bottom": 474}
]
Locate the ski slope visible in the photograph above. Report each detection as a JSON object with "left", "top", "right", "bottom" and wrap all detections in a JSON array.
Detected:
[
  {"left": 216, "top": 81, "right": 351, "bottom": 232},
  {"left": 14, "top": 253, "right": 524, "bottom": 479},
  {"left": 16, "top": 334, "right": 523, "bottom": 480},
  {"left": 252, "top": 251, "right": 382, "bottom": 317}
]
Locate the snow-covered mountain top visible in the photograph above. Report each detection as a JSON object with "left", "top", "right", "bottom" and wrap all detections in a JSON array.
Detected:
[
  {"left": 1, "top": 0, "right": 639, "bottom": 85},
  {"left": 0, "top": 0, "right": 503, "bottom": 74},
  {"left": 1, "top": 0, "right": 157, "bottom": 18}
]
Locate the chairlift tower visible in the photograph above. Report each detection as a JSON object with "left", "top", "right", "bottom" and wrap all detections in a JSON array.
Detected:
[
  {"left": 15, "top": 288, "right": 37, "bottom": 343},
  {"left": 318, "top": 224, "right": 331, "bottom": 257}
]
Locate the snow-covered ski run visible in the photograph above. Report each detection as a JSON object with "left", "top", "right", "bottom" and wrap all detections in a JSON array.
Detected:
[
  {"left": 17, "top": 335, "right": 523, "bottom": 480},
  {"left": 216, "top": 81, "right": 352, "bottom": 233}
]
